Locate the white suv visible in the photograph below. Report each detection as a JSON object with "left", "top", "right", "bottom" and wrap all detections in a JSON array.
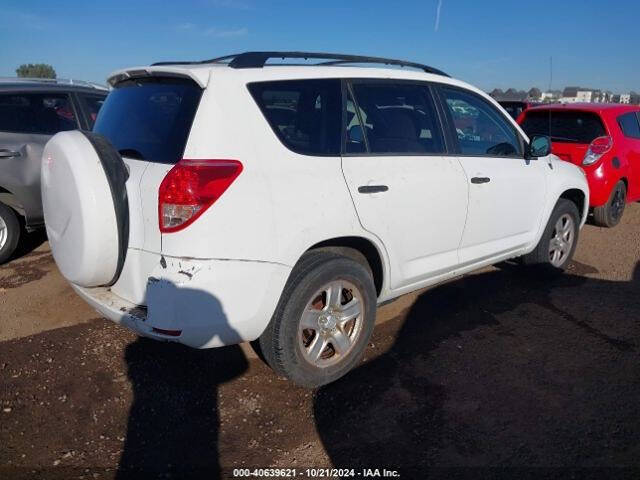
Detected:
[{"left": 41, "top": 52, "right": 588, "bottom": 387}]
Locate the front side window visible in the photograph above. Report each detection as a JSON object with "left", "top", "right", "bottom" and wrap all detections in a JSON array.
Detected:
[
  {"left": 248, "top": 79, "right": 341, "bottom": 155},
  {"left": 442, "top": 87, "right": 522, "bottom": 157},
  {"left": 345, "top": 88, "right": 367, "bottom": 153},
  {"left": 617, "top": 112, "right": 640, "bottom": 139},
  {"left": 348, "top": 82, "right": 445, "bottom": 154},
  {"left": 0, "top": 93, "right": 78, "bottom": 134}
]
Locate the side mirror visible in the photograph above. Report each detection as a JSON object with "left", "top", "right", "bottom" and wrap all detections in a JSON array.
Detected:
[{"left": 527, "top": 135, "right": 551, "bottom": 158}]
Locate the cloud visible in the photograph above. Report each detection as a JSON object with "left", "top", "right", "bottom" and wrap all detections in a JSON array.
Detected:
[
  {"left": 175, "top": 23, "right": 248, "bottom": 38},
  {"left": 204, "top": 27, "right": 248, "bottom": 38},
  {"left": 175, "top": 22, "right": 196, "bottom": 31},
  {"left": 434, "top": 0, "right": 442, "bottom": 32}
]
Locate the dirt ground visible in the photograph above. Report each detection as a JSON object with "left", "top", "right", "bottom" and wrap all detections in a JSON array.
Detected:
[{"left": 1, "top": 205, "right": 639, "bottom": 479}]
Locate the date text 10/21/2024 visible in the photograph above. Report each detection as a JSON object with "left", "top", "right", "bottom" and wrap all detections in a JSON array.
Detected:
[{"left": 232, "top": 468, "right": 401, "bottom": 478}]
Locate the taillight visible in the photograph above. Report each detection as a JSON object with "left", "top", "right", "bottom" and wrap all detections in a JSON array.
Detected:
[
  {"left": 583, "top": 136, "right": 612, "bottom": 166},
  {"left": 158, "top": 159, "right": 243, "bottom": 233}
]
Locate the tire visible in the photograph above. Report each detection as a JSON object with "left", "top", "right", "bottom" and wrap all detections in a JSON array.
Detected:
[
  {"left": 522, "top": 198, "right": 580, "bottom": 271},
  {"left": 42, "top": 130, "right": 129, "bottom": 287},
  {"left": 258, "top": 250, "right": 377, "bottom": 388},
  {"left": 0, "top": 202, "right": 20, "bottom": 264},
  {"left": 593, "top": 180, "right": 626, "bottom": 228}
]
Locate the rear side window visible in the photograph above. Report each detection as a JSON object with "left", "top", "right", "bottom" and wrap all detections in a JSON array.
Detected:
[
  {"left": 78, "top": 94, "right": 106, "bottom": 129},
  {"left": 441, "top": 87, "right": 522, "bottom": 157},
  {"left": 349, "top": 82, "right": 445, "bottom": 154},
  {"left": 248, "top": 79, "right": 341, "bottom": 155},
  {"left": 521, "top": 110, "right": 606, "bottom": 144},
  {"left": 93, "top": 77, "right": 202, "bottom": 164},
  {"left": 0, "top": 93, "right": 78, "bottom": 134},
  {"left": 617, "top": 112, "right": 640, "bottom": 139}
]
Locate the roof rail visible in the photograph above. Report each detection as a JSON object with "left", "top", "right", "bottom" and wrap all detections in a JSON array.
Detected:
[
  {"left": 152, "top": 51, "right": 449, "bottom": 77},
  {"left": 0, "top": 77, "right": 109, "bottom": 90}
]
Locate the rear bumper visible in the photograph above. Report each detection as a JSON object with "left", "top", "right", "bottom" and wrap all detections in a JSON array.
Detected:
[{"left": 73, "top": 256, "right": 291, "bottom": 348}]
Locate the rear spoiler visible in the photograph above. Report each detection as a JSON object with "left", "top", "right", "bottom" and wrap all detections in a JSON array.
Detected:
[{"left": 107, "top": 66, "right": 210, "bottom": 88}]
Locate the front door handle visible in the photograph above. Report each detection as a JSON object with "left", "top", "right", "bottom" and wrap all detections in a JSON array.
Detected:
[
  {"left": 358, "top": 185, "right": 389, "bottom": 194},
  {"left": 470, "top": 177, "right": 490, "bottom": 184},
  {"left": 0, "top": 150, "right": 21, "bottom": 158}
]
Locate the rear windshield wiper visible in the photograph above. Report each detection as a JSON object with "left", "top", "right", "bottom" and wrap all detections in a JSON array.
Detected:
[
  {"left": 118, "top": 148, "right": 145, "bottom": 160},
  {"left": 549, "top": 136, "right": 580, "bottom": 143}
]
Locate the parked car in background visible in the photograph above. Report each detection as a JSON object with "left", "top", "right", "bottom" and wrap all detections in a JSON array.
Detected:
[
  {"left": 0, "top": 78, "right": 108, "bottom": 263},
  {"left": 41, "top": 52, "right": 588, "bottom": 388},
  {"left": 499, "top": 100, "right": 539, "bottom": 120},
  {"left": 519, "top": 104, "right": 640, "bottom": 227}
]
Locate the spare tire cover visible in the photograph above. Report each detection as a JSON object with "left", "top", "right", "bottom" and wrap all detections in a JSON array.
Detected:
[{"left": 42, "top": 130, "right": 129, "bottom": 287}]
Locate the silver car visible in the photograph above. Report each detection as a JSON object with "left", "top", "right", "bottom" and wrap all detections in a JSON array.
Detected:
[{"left": 0, "top": 78, "right": 107, "bottom": 263}]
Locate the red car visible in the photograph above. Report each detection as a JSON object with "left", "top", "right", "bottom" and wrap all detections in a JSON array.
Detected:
[{"left": 518, "top": 104, "right": 640, "bottom": 227}]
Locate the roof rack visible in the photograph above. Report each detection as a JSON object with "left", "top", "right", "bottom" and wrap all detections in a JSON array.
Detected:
[
  {"left": 0, "top": 77, "right": 109, "bottom": 90},
  {"left": 152, "top": 51, "right": 449, "bottom": 77}
]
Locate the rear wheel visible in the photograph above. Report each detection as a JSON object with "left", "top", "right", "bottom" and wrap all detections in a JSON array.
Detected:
[
  {"left": 0, "top": 202, "right": 20, "bottom": 264},
  {"left": 593, "top": 180, "right": 626, "bottom": 228},
  {"left": 258, "top": 251, "right": 376, "bottom": 388},
  {"left": 522, "top": 198, "right": 580, "bottom": 271}
]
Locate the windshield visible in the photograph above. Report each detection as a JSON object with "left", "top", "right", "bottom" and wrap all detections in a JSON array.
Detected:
[
  {"left": 520, "top": 110, "right": 606, "bottom": 144},
  {"left": 93, "top": 77, "right": 202, "bottom": 164}
]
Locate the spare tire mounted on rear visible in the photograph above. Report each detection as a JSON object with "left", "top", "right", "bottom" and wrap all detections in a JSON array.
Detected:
[{"left": 41, "top": 130, "right": 129, "bottom": 287}]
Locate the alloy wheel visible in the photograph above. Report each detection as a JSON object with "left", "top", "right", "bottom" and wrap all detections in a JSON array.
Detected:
[
  {"left": 549, "top": 213, "right": 575, "bottom": 267},
  {"left": 610, "top": 185, "right": 626, "bottom": 222},
  {"left": 0, "top": 216, "right": 7, "bottom": 251},
  {"left": 298, "top": 279, "right": 364, "bottom": 368}
]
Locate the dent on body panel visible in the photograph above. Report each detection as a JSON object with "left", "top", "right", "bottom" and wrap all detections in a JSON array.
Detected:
[
  {"left": 145, "top": 258, "right": 243, "bottom": 347},
  {"left": 0, "top": 135, "right": 45, "bottom": 220}
]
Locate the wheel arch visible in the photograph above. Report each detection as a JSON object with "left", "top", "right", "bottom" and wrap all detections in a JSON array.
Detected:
[
  {"left": 559, "top": 188, "right": 587, "bottom": 221},
  {"left": 305, "top": 236, "right": 386, "bottom": 297},
  {"left": 0, "top": 186, "right": 26, "bottom": 217}
]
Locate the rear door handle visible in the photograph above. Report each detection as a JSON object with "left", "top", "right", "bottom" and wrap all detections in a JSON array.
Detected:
[
  {"left": 470, "top": 177, "right": 490, "bottom": 184},
  {"left": 358, "top": 185, "right": 389, "bottom": 194},
  {"left": 0, "top": 150, "right": 21, "bottom": 158}
]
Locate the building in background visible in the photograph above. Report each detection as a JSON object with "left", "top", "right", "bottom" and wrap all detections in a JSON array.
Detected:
[{"left": 490, "top": 87, "right": 637, "bottom": 104}]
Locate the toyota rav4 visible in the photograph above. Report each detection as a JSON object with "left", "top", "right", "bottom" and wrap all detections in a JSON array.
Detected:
[{"left": 41, "top": 52, "right": 589, "bottom": 387}]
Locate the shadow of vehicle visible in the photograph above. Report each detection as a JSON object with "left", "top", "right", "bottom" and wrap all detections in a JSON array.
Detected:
[
  {"left": 116, "top": 283, "right": 248, "bottom": 479},
  {"left": 8, "top": 226, "right": 48, "bottom": 263},
  {"left": 314, "top": 262, "right": 640, "bottom": 473}
]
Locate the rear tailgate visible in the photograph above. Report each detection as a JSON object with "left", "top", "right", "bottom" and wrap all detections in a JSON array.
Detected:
[
  {"left": 94, "top": 74, "right": 204, "bottom": 254},
  {"left": 93, "top": 71, "right": 205, "bottom": 303},
  {"left": 520, "top": 109, "right": 608, "bottom": 166},
  {"left": 550, "top": 142, "right": 589, "bottom": 166}
]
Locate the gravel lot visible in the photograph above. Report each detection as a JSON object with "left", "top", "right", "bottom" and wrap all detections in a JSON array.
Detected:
[{"left": 1, "top": 205, "right": 639, "bottom": 479}]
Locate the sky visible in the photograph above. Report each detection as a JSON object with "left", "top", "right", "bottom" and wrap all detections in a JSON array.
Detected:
[{"left": 1, "top": 0, "right": 638, "bottom": 93}]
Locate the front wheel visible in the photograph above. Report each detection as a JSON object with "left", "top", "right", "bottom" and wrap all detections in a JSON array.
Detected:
[
  {"left": 0, "top": 202, "right": 20, "bottom": 264},
  {"left": 522, "top": 198, "right": 580, "bottom": 271},
  {"left": 258, "top": 251, "right": 377, "bottom": 388}
]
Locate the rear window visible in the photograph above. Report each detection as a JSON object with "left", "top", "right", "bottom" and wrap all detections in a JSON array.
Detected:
[
  {"left": 617, "top": 112, "right": 640, "bottom": 139},
  {"left": 248, "top": 79, "right": 341, "bottom": 155},
  {"left": 0, "top": 93, "right": 78, "bottom": 135},
  {"left": 93, "top": 77, "right": 202, "bottom": 164},
  {"left": 520, "top": 110, "right": 606, "bottom": 144}
]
